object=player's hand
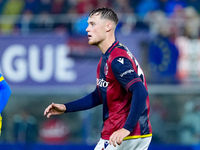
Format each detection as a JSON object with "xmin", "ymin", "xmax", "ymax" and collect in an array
[
  {"xmin": 109, "ymin": 128, "xmax": 130, "ymax": 147},
  {"xmin": 44, "ymin": 103, "xmax": 66, "ymax": 118}
]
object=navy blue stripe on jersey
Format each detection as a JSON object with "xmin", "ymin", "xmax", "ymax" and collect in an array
[
  {"xmin": 100, "ymin": 55, "xmax": 109, "ymax": 122},
  {"xmin": 64, "ymin": 87, "xmax": 102, "ymax": 112},
  {"xmin": 139, "ymin": 106, "xmax": 150, "ymax": 135}
]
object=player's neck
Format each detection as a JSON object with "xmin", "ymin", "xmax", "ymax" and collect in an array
[{"xmin": 98, "ymin": 35, "xmax": 115, "ymax": 54}]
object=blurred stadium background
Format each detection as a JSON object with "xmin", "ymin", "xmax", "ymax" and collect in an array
[{"xmin": 0, "ymin": 0, "xmax": 200, "ymax": 149}]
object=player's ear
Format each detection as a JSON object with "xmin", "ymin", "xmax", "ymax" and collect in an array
[{"xmin": 106, "ymin": 22, "xmax": 112, "ymax": 32}]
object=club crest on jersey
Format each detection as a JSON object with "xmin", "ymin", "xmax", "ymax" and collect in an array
[
  {"xmin": 104, "ymin": 63, "xmax": 108, "ymax": 75},
  {"xmin": 117, "ymin": 58, "xmax": 124, "ymax": 64}
]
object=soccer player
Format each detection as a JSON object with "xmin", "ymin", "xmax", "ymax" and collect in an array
[
  {"xmin": 44, "ymin": 7, "xmax": 152, "ymax": 150},
  {"xmin": 0, "ymin": 73, "xmax": 11, "ymax": 135}
]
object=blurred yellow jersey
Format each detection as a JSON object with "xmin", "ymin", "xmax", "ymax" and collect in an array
[{"xmin": 0, "ymin": 114, "xmax": 2, "ymax": 135}]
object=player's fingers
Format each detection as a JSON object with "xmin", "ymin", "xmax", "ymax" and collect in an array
[
  {"xmin": 44, "ymin": 109, "xmax": 49, "ymax": 116},
  {"xmin": 51, "ymin": 103, "xmax": 61, "ymax": 111},
  {"xmin": 44, "ymin": 108, "xmax": 49, "ymax": 116},
  {"xmin": 109, "ymin": 133, "xmax": 114, "ymax": 145},
  {"xmin": 51, "ymin": 102, "xmax": 55, "ymax": 107},
  {"xmin": 113, "ymin": 141, "xmax": 117, "ymax": 147},
  {"xmin": 44, "ymin": 103, "xmax": 53, "ymax": 116},
  {"xmin": 47, "ymin": 112, "xmax": 52, "ymax": 118},
  {"xmin": 109, "ymin": 136, "xmax": 113, "ymax": 146},
  {"xmin": 116, "ymin": 138, "xmax": 122, "ymax": 145},
  {"xmin": 110, "ymin": 139, "xmax": 116, "ymax": 147},
  {"xmin": 109, "ymin": 134, "xmax": 117, "ymax": 147},
  {"xmin": 114, "ymin": 136, "xmax": 121, "ymax": 146},
  {"xmin": 44, "ymin": 107, "xmax": 50, "ymax": 116}
]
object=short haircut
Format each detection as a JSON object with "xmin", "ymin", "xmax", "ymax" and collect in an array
[{"xmin": 89, "ymin": 7, "xmax": 118, "ymax": 26}]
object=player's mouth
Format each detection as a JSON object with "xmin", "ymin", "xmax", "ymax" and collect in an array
[{"xmin": 88, "ymin": 35, "xmax": 92, "ymax": 39}]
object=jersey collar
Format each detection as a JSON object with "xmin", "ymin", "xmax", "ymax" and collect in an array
[{"xmin": 104, "ymin": 40, "xmax": 119, "ymax": 56}]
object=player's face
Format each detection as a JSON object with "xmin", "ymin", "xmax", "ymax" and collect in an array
[{"xmin": 86, "ymin": 14, "xmax": 107, "ymax": 46}]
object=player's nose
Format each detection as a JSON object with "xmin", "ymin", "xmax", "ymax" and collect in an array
[{"xmin": 86, "ymin": 25, "xmax": 90, "ymax": 32}]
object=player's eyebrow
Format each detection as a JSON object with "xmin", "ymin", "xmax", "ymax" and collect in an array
[{"xmin": 87, "ymin": 20, "xmax": 95, "ymax": 24}]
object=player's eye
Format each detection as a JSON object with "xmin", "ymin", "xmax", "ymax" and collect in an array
[{"xmin": 90, "ymin": 22, "xmax": 95, "ymax": 26}]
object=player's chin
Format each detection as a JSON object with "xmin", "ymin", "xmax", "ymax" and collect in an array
[
  {"xmin": 88, "ymin": 40, "xmax": 94, "ymax": 45},
  {"xmin": 88, "ymin": 40, "xmax": 99, "ymax": 46}
]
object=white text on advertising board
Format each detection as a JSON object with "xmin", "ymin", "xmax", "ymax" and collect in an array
[{"xmin": 1, "ymin": 44, "xmax": 77, "ymax": 83}]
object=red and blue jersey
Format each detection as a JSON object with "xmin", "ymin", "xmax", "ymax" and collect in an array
[
  {"xmin": 96, "ymin": 40, "xmax": 152, "ymax": 140},
  {"xmin": 65, "ymin": 40, "xmax": 152, "ymax": 140}
]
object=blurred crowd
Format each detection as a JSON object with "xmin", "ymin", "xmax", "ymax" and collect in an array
[{"xmin": 0, "ymin": 0, "xmax": 200, "ymax": 37}]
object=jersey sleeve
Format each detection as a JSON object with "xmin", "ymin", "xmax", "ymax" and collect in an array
[
  {"xmin": 64, "ymin": 87, "xmax": 102, "ymax": 112},
  {"xmin": 111, "ymin": 57, "xmax": 148, "ymax": 132},
  {"xmin": 0, "ymin": 75, "xmax": 11, "ymax": 114},
  {"xmin": 111, "ymin": 57, "xmax": 143, "ymax": 92}
]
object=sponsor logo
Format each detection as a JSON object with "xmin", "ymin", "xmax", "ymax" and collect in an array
[
  {"xmin": 96, "ymin": 78, "xmax": 109, "ymax": 87},
  {"xmin": 117, "ymin": 58, "xmax": 124, "ymax": 64},
  {"xmin": 120, "ymin": 69, "xmax": 134, "ymax": 77}
]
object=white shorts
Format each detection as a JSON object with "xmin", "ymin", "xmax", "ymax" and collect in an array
[{"xmin": 94, "ymin": 137, "xmax": 152, "ymax": 150}]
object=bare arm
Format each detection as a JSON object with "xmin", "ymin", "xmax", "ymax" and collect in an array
[{"xmin": 44, "ymin": 103, "xmax": 66, "ymax": 118}]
